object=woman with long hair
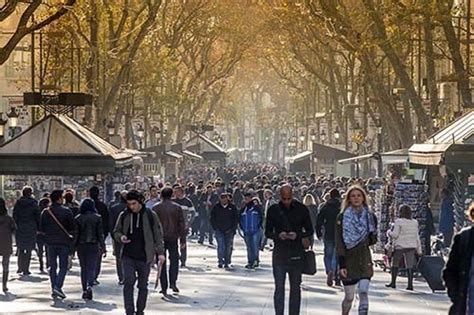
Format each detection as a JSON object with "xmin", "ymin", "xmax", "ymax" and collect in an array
[
  {"xmin": 0, "ymin": 198, "xmax": 16, "ymax": 292},
  {"xmin": 336, "ymin": 186, "xmax": 377, "ymax": 315},
  {"xmin": 303, "ymin": 194, "xmax": 319, "ymax": 245},
  {"xmin": 385, "ymin": 204, "xmax": 422, "ymax": 290}
]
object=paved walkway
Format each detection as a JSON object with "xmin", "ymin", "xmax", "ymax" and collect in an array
[{"xmin": 0, "ymin": 238, "xmax": 450, "ymax": 314}]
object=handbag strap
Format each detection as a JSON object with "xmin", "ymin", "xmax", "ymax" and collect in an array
[{"xmin": 46, "ymin": 208, "xmax": 73, "ymax": 239}]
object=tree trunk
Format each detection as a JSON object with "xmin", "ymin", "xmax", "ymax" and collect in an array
[{"xmin": 423, "ymin": 16, "xmax": 440, "ymax": 116}]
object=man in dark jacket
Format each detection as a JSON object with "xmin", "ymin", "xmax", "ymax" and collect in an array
[
  {"xmin": 316, "ymin": 188, "xmax": 341, "ymax": 287},
  {"xmin": 89, "ymin": 186, "xmax": 109, "ymax": 285},
  {"xmin": 443, "ymin": 203, "xmax": 474, "ymax": 315},
  {"xmin": 110, "ymin": 190, "xmax": 127, "ymax": 284},
  {"xmin": 187, "ymin": 185, "xmax": 200, "ymax": 237},
  {"xmin": 173, "ymin": 185, "xmax": 196, "ymax": 268},
  {"xmin": 153, "ymin": 187, "xmax": 186, "ymax": 295},
  {"xmin": 265, "ymin": 185, "xmax": 314, "ymax": 315},
  {"xmin": 210, "ymin": 193, "xmax": 239, "ymax": 269},
  {"xmin": 198, "ymin": 185, "xmax": 218, "ymax": 245},
  {"xmin": 113, "ymin": 190, "xmax": 165, "ymax": 315},
  {"xmin": 13, "ymin": 186, "xmax": 40, "ymax": 276},
  {"xmin": 39, "ymin": 189, "xmax": 75, "ymax": 300}
]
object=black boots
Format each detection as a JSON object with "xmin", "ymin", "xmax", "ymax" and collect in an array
[
  {"xmin": 385, "ymin": 267, "xmax": 398, "ymax": 288},
  {"xmin": 406, "ymin": 268, "xmax": 414, "ymax": 291},
  {"xmin": 2, "ymin": 271, "xmax": 8, "ymax": 293}
]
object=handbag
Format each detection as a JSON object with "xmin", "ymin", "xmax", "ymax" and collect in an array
[
  {"xmin": 280, "ymin": 208, "xmax": 317, "ymax": 275},
  {"xmin": 45, "ymin": 208, "xmax": 74, "ymax": 239}
]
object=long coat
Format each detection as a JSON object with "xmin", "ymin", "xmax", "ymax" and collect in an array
[
  {"xmin": 13, "ymin": 197, "xmax": 40, "ymax": 250},
  {"xmin": 0, "ymin": 214, "xmax": 16, "ymax": 256}
]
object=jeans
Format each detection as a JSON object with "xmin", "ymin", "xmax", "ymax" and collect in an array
[
  {"xmin": 113, "ymin": 241, "xmax": 123, "ymax": 282},
  {"xmin": 199, "ymin": 216, "xmax": 214, "ymax": 244},
  {"xmin": 215, "ymin": 230, "xmax": 235, "ymax": 266},
  {"xmin": 323, "ymin": 239, "xmax": 337, "ymax": 274},
  {"xmin": 160, "ymin": 239, "xmax": 180, "ymax": 291},
  {"xmin": 122, "ymin": 256, "xmax": 151, "ymax": 315},
  {"xmin": 342, "ymin": 279, "xmax": 370, "ymax": 315},
  {"xmin": 77, "ymin": 243, "xmax": 99, "ymax": 291},
  {"xmin": 244, "ymin": 230, "xmax": 262, "ymax": 265},
  {"xmin": 180, "ymin": 232, "xmax": 188, "ymax": 266},
  {"xmin": 46, "ymin": 245, "xmax": 70, "ymax": 290},
  {"xmin": 273, "ymin": 264, "xmax": 302, "ymax": 315}
]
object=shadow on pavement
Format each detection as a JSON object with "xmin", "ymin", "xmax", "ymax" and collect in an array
[
  {"xmin": 51, "ymin": 298, "xmax": 117, "ymax": 311},
  {"xmin": 0, "ymin": 292, "xmax": 17, "ymax": 301}
]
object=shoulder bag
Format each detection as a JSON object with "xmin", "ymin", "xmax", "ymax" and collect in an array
[{"xmin": 45, "ymin": 208, "xmax": 74, "ymax": 239}]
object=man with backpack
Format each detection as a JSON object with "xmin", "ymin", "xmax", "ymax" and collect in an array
[{"xmin": 113, "ymin": 190, "xmax": 165, "ymax": 315}]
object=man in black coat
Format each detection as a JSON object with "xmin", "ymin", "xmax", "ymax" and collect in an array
[
  {"xmin": 443, "ymin": 203, "xmax": 474, "ymax": 315},
  {"xmin": 39, "ymin": 189, "xmax": 75, "ymax": 299},
  {"xmin": 89, "ymin": 186, "xmax": 109, "ymax": 285},
  {"xmin": 315, "ymin": 188, "xmax": 341, "ymax": 287},
  {"xmin": 13, "ymin": 186, "xmax": 40, "ymax": 276},
  {"xmin": 210, "ymin": 193, "xmax": 238, "ymax": 269}
]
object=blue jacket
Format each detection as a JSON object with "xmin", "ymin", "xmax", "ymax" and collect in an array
[
  {"xmin": 439, "ymin": 196, "xmax": 454, "ymax": 233},
  {"xmin": 239, "ymin": 202, "xmax": 263, "ymax": 235}
]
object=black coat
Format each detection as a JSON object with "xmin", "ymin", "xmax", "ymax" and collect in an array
[
  {"xmin": 443, "ymin": 226, "xmax": 474, "ymax": 315},
  {"xmin": 210, "ymin": 203, "xmax": 239, "ymax": 232},
  {"xmin": 39, "ymin": 202, "xmax": 75, "ymax": 247},
  {"xmin": 315, "ymin": 198, "xmax": 341, "ymax": 241},
  {"xmin": 93, "ymin": 198, "xmax": 109, "ymax": 238},
  {"xmin": 0, "ymin": 215, "xmax": 16, "ymax": 255},
  {"xmin": 13, "ymin": 197, "xmax": 40, "ymax": 250},
  {"xmin": 75, "ymin": 211, "xmax": 105, "ymax": 250}
]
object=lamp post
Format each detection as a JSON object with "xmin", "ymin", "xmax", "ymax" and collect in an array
[
  {"xmin": 137, "ymin": 124, "xmax": 145, "ymax": 150},
  {"xmin": 0, "ymin": 114, "xmax": 7, "ymax": 143},
  {"xmin": 107, "ymin": 120, "xmax": 115, "ymax": 138},
  {"xmin": 152, "ymin": 126, "xmax": 160, "ymax": 145},
  {"xmin": 7, "ymin": 108, "xmax": 18, "ymax": 138},
  {"xmin": 299, "ymin": 131, "xmax": 305, "ymax": 150},
  {"xmin": 320, "ymin": 129, "xmax": 327, "ymax": 145},
  {"xmin": 376, "ymin": 118, "xmax": 383, "ymax": 177},
  {"xmin": 334, "ymin": 126, "xmax": 340, "ymax": 144},
  {"xmin": 352, "ymin": 121, "xmax": 362, "ymax": 178}
]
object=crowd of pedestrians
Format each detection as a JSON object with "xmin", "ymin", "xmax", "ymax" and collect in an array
[{"xmin": 0, "ymin": 162, "xmax": 471, "ymax": 314}]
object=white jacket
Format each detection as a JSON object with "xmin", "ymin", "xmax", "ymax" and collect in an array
[{"xmin": 388, "ymin": 218, "xmax": 422, "ymax": 254}]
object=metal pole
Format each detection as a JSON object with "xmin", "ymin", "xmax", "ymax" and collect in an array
[
  {"xmin": 467, "ymin": 0, "xmax": 471, "ymax": 76},
  {"xmin": 31, "ymin": 31, "xmax": 36, "ymax": 125}
]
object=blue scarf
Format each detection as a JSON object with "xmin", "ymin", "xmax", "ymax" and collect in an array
[{"xmin": 342, "ymin": 206, "xmax": 375, "ymax": 250}]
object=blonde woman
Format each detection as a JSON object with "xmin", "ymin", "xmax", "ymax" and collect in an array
[{"xmin": 336, "ymin": 186, "xmax": 377, "ymax": 315}]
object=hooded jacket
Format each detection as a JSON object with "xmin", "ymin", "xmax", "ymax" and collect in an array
[{"xmin": 74, "ymin": 199, "xmax": 106, "ymax": 250}]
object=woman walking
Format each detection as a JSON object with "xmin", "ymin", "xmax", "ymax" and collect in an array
[
  {"xmin": 0, "ymin": 198, "xmax": 16, "ymax": 292},
  {"xmin": 303, "ymin": 194, "xmax": 319, "ymax": 245},
  {"xmin": 74, "ymin": 199, "xmax": 105, "ymax": 300},
  {"xmin": 36, "ymin": 198, "xmax": 50, "ymax": 273},
  {"xmin": 336, "ymin": 186, "xmax": 377, "ymax": 315},
  {"xmin": 385, "ymin": 204, "xmax": 422, "ymax": 290}
]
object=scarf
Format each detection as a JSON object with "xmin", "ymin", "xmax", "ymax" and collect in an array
[{"xmin": 342, "ymin": 206, "xmax": 375, "ymax": 250}]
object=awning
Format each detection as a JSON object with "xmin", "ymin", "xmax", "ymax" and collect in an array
[
  {"xmin": 285, "ymin": 151, "xmax": 313, "ymax": 163},
  {"xmin": 181, "ymin": 150, "xmax": 203, "ymax": 160},
  {"xmin": 165, "ymin": 151, "xmax": 183, "ymax": 159},
  {"xmin": 381, "ymin": 148, "xmax": 409, "ymax": 165},
  {"xmin": 408, "ymin": 143, "xmax": 452, "ymax": 165},
  {"xmin": 338, "ymin": 153, "xmax": 375, "ymax": 165}
]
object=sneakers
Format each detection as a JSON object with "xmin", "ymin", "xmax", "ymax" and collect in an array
[{"xmin": 52, "ymin": 288, "xmax": 66, "ymax": 299}]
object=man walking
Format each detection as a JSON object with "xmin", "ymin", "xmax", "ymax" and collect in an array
[
  {"xmin": 13, "ymin": 186, "xmax": 40, "ymax": 276},
  {"xmin": 198, "ymin": 185, "xmax": 218, "ymax": 245},
  {"xmin": 316, "ymin": 188, "xmax": 341, "ymax": 287},
  {"xmin": 90, "ymin": 186, "xmax": 109, "ymax": 285},
  {"xmin": 240, "ymin": 192, "xmax": 264, "ymax": 269},
  {"xmin": 265, "ymin": 185, "xmax": 314, "ymax": 315},
  {"xmin": 39, "ymin": 190, "xmax": 75, "ymax": 299},
  {"xmin": 153, "ymin": 187, "xmax": 186, "ymax": 295},
  {"xmin": 145, "ymin": 185, "xmax": 160, "ymax": 210},
  {"xmin": 113, "ymin": 190, "xmax": 165, "ymax": 315},
  {"xmin": 172, "ymin": 185, "xmax": 196, "ymax": 268},
  {"xmin": 110, "ymin": 190, "xmax": 127, "ymax": 285},
  {"xmin": 210, "ymin": 193, "xmax": 239, "ymax": 269}
]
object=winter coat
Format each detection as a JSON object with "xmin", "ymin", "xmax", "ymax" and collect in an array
[
  {"xmin": 335, "ymin": 210, "xmax": 377, "ymax": 285},
  {"xmin": 443, "ymin": 226, "xmax": 474, "ymax": 315},
  {"xmin": 13, "ymin": 196, "xmax": 40, "ymax": 250},
  {"xmin": 113, "ymin": 206, "xmax": 165, "ymax": 264},
  {"xmin": 439, "ymin": 196, "xmax": 455, "ymax": 234},
  {"xmin": 39, "ymin": 202, "xmax": 76, "ymax": 247},
  {"xmin": 388, "ymin": 218, "xmax": 422, "ymax": 253},
  {"xmin": 315, "ymin": 198, "xmax": 341, "ymax": 241},
  {"xmin": 0, "ymin": 214, "xmax": 16, "ymax": 256},
  {"xmin": 210, "ymin": 203, "xmax": 239, "ymax": 232},
  {"xmin": 92, "ymin": 198, "xmax": 109, "ymax": 238},
  {"xmin": 75, "ymin": 211, "xmax": 106, "ymax": 250},
  {"xmin": 240, "ymin": 201, "xmax": 263, "ymax": 235}
]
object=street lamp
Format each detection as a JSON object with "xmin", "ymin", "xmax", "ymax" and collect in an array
[
  {"xmin": 334, "ymin": 126, "xmax": 340, "ymax": 144},
  {"xmin": 107, "ymin": 120, "xmax": 115, "ymax": 137},
  {"xmin": 310, "ymin": 129, "xmax": 316, "ymax": 142},
  {"xmin": 7, "ymin": 108, "xmax": 18, "ymax": 128},
  {"xmin": 299, "ymin": 131, "xmax": 305, "ymax": 142},
  {"xmin": 320, "ymin": 129, "xmax": 327, "ymax": 144},
  {"xmin": 137, "ymin": 124, "xmax": 144, "ymax": 149}
]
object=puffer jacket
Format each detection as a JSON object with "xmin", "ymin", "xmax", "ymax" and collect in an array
[
  {"xmin": 239, "ymin": 201, "xmax": 263, "ymax": 235},
  {"xmin": 389, "ymin": 218, "xmax": 422, "ymax": 253}
]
